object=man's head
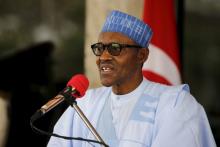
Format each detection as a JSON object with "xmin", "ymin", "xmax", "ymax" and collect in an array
[
  {"xmin": 101, "ymin": 10, "xmax": 152, "ymax": 48},
  {"xmin": 91, "ymin": 10, "xmax": 153, "ymax": 94}
]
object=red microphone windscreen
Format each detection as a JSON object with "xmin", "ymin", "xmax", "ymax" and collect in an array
[{"xmin": 66, "ymin": 74, "xmax": 89, "ymax": 98}]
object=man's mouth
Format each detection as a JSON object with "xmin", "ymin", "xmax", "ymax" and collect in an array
[
  {"xmin": 100, "ymin": 64, "xmax": 114, "ymax": 74},
  {"xmin": 102, "ymin": 67, "xmax": 111, "ymax": 72}
]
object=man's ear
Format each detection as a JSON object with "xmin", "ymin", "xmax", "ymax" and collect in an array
[{"xmin": 138, "ymin": 48, "xmax": 149, "ymax": 64}]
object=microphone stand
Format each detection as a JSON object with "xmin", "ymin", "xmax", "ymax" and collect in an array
[
  {"xmin": 72, "ymin": 102, "xmax": 106, "ymax": 146},
  {"xmin": 64, "ymin": 91, "xmax": 107, "ymax": 147}
]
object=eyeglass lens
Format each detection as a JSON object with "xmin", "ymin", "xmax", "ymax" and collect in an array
[{"xmin": 91, "ymin": 43, "xmax": 121, "ymax": 56}]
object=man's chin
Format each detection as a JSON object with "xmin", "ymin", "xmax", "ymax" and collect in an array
[
  {"xmin": 100, "ymin": 79, "xmax": 113, "ymax": 87},
  {"xmin": 101, "ymin": 82, "xmax": 112, "ymax": 87}
]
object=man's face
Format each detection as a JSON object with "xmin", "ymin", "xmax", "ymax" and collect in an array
[{"xmin": 95, "ymin": 32, "xmax": 146, "ymax": 93}]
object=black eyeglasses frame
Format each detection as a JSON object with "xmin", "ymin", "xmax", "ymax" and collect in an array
[{"xmin": 91, "ymin": 42, "xmax": 142, "ymax": 56}]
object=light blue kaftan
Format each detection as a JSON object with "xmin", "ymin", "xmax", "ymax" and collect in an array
[{"xmin": 47, "ymin": 78, "xmax": 216, "ymax": 147}]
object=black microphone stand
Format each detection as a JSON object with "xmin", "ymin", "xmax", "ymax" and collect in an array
[{"xmin": 63, "ymin": 90, "xmax": 108, "ymax": 147}]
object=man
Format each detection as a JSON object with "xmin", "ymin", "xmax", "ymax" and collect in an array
[{"xmin": 47, "ymin": 10, "xmax": 216, "ymax": 147}]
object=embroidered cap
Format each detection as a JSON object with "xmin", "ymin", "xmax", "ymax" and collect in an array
[{"xmin": 101, "ymin": 10, "xmax": 153, "ymax": 48}]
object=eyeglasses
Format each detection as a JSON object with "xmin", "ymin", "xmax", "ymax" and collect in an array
[{"xmin": 91, "ymin": 42, "xmax": 142, "ymax": 56}]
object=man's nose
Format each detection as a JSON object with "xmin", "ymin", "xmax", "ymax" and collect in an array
[{"xmin": 100, "ymin": 49, "xmax": 112, "ymax": 60}]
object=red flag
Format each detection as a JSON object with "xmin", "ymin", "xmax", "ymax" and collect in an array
[{"xmin": 142, "ymin": 0, "xmax": 181, "ymax": 85}]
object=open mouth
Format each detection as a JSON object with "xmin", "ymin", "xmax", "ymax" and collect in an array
[
  {"xmin": 102, "ymin": 67, "xmax": 111, "ymax": 72},
  {"xmin": 100, "ymin": 64, "xmax": 114, "ymax": 74}
]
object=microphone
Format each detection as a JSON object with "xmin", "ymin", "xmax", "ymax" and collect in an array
[
  {"xmin": 31, "ymin": 74, "xmax": 89, "ymax": 122},
  {"xmin": 30, "ymin": 74, "xmax": 108, "ymax": 146}
]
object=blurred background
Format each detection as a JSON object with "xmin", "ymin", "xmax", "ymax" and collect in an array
[{"xmin": 0, "ymin": 0, "xmax": 219, "ymax": 147}]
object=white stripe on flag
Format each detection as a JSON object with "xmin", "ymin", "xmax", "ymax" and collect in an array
[{"xmin": 143, "ymin": 44, "xmax": 181, "ymax": 85}]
